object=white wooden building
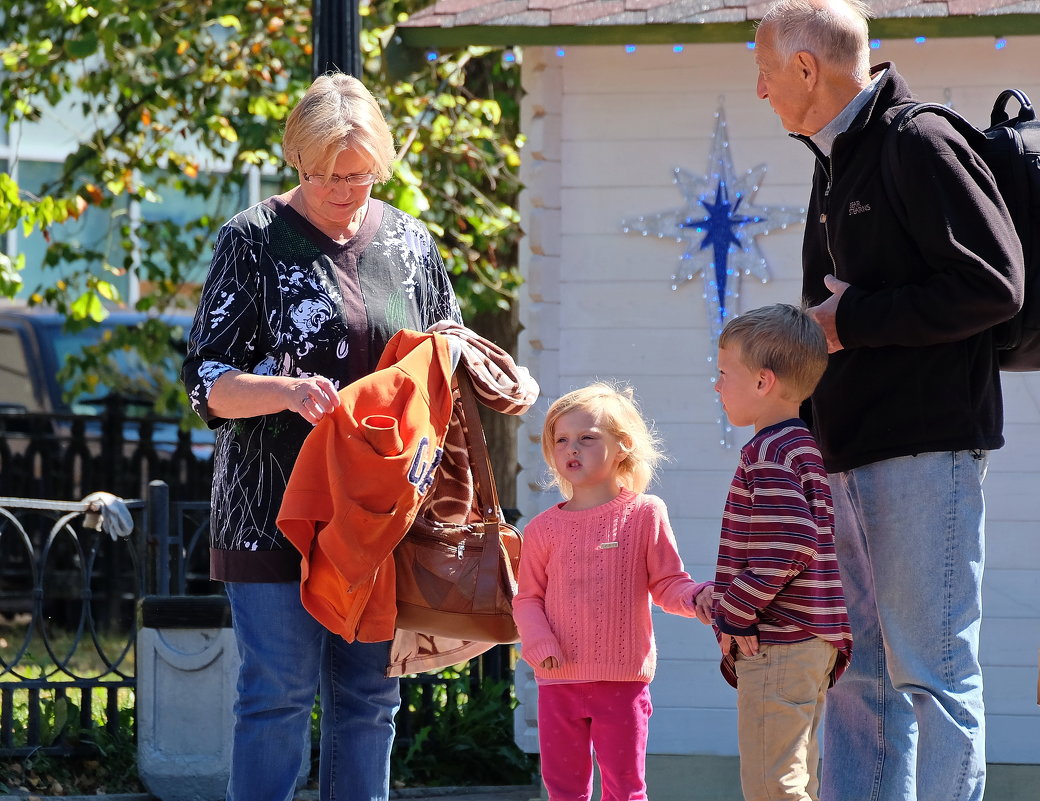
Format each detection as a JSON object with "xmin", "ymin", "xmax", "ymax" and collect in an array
[{"xmin": 402, "ymin": 2, "xmax": 1040, "ymax": 797}]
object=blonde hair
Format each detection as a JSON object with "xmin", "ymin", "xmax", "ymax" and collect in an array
[
  {"xmin": 719, "ymin": 303, "xmax": 828, "ymax": 402},
  {"xmin": 759, "ymin": 0, "xmax": 872, "ymax": 84},
  {"xmin": 540, "ymin": 382, "xmax": 664, "ymax": 500},
  {"xmin": 282, "ymin": 72, "xmax": 396, "ymax": 183}
]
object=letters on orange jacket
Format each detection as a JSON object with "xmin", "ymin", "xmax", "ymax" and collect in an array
[{"xmin": 277, "ymin": 329, "xmax": 455, "ymax": 643}]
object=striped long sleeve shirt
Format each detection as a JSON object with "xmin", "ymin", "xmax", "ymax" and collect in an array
[{"xmin": 713, "ymin": 420, "xmax": 852, "ymax": 687}]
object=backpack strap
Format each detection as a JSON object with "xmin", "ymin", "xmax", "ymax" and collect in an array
[{"xmin": 880, "ymin": 102, "xmax": 986, "ymax": 231}]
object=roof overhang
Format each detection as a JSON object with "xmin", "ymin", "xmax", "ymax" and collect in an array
[{"xmin": 398, "ymin": 12, "xmax": 1040, "ymax": 49}]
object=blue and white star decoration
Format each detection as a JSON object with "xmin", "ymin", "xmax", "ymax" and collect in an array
[{"xmin": 621, "ymin": 105, "xmax": 806, "ymax": 445}]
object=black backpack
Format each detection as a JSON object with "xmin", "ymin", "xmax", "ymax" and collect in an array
[{"xmin": 882, "ymin": 90, "xmax": 1040, "ymax": 371}]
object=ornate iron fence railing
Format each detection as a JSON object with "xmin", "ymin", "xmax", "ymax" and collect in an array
[
  {"xmin": 0, "ymin": 483, "xmax": 514, "ymax": 760},
  {"xmin": 0, "ymin": 495, "xmax": 145, "ymax": 757}
]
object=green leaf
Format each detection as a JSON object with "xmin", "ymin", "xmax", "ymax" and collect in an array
[
  {"xmin": 67, "ymin": 4, "xmax": 99, "ymax": 24},
  {"xmin": 212, "ymin": 14, "xmax": 242, "ymax": 30},
  {"xmin": 65, "ymin": 34, "xmax": 100, "ymax": 59},
  {"xmin": 70, "ymin": 291, "xmax": 108, "ymax": 322},
  {"xmin": 395, "ymin": 183, "xmax": 429, "ymax": 216},
  {"xmin": 0, "ymin": 252, "xmax": 26, "ymax": 298},
  {"xmin": 95, "ymin": 280, "xmax": 120, "ymax": 302}
]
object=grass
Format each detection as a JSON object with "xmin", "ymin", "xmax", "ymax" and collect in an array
[
  {"xmin": 1, "ymin": 612, "xmax": 136, "ymax": 681},
  {"xmin": 1, "ymin": 614, "xmax": 143, "ymax": 794}
]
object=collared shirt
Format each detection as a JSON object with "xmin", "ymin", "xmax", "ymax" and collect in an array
[{"xmin": 810, "ymin": 70, "xmax": 885, "ymax": 157}]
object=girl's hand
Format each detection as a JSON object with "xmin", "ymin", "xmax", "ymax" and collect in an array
[
  {"xmin": 540, "ymin": 656, "xmax": 559, "ymax": 669},
  {"xmin": 693, "ymin": 584, "xmax": 714, "ymax": 624}
]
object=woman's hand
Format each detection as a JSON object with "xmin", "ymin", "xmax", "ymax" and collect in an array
[
  {"xmin": 286, "ymin": 376, "xmax": 340, "ymax": 423},
  {"xmin": 208, "ymin": 370, "xmax": 341, "ymax": 422}
]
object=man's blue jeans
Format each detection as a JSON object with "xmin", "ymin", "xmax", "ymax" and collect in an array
[
  {"xmin": 821, "ymin": 450, "xmax": 987, "ymax": 801},
  {"xmin": 225, "ymin": 581, "xmax": 401, "ymax": 801}
]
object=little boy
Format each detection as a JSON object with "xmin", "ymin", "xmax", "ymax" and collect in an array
[{"xmin": 711, "ymin": 303, "xmax": 852, "ymax": 801}]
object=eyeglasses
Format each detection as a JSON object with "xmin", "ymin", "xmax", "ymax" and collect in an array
[{"xmin": 302, "ymin": 172, "xmax": 378, "ymax": 187}]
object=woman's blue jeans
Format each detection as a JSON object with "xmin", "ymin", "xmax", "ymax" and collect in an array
[
  {"xmin": 225, "ymin": 581, "xmax": 401, "ymax": 801},
  {"xmin": 821, "ymin": 450, "xmax": 987, "ymax": 801}
]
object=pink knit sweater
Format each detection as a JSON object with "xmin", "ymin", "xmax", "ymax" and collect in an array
[{"xmin": 513, "ymin": 489, "xmax": 709, "ymax": 683}]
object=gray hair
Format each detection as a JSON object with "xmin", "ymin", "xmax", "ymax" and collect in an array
[
  {"xmin": 759, "ymin": 0, "xmax": 872, "ymax": 83},
  {"xmin": 283, "ymin": 72, "xmax": 396, "ymax": 182}
]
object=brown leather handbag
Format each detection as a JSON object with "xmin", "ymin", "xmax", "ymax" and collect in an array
[{"xmin": 393, "ymin": 370, "xmax": 522, "ymax": 644}]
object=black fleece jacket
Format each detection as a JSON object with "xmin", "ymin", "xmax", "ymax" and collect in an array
[{"xmin": 795, "ymin": 64, "xmax": 1023, "ymax": 474}]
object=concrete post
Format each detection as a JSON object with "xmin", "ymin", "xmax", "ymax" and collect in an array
[{"xmin": 136, "ymin": 595, "xmax": 239, "ymax": 801}]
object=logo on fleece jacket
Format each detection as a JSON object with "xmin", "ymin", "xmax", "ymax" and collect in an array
[{"xmin": 408, "ymin": 436, "xmax": 444, "ymax": 495}]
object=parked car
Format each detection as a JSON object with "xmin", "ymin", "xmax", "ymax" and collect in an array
[
  {"xmin": 0, "ymin": 304, "xmax": 214, "ymax": 500},
  {"xmin": 0, "ymin": 305, "xmax": 189, "ymax": 412}
]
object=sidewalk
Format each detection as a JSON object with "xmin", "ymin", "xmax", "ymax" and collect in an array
[
  {"xmin": 0, "ymin": 789, "xmax": 541, "ymax": 801},
  {"xmin": 300, "ymin": 787, "xmax": 540, "ymax": 801}
]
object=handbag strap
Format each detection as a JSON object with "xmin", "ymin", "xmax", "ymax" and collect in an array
[
  {"xmin": 455, "ymin": 368, "xmax": 507, "ymax": 614},
  {"xmin": 455, "ymin": 369, "xmax": 503, "ymax": 522}
]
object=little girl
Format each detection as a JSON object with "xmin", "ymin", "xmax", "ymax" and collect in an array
[{"xmin": 514, "ymin": 382, "xmax": 713, "ymax": 801}]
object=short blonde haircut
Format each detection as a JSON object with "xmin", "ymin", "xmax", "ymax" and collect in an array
[
  {"xmin": 719, "ymin": 303, "xmax": 828, "ymax": 402},
  {"xmin": 282, "ymin": 72, "xmax": 396, "ymax": 183},
  {"xmin": 540, "ymin": 382, "xmax": 664, "ymax": 500},
  {"xmin": 759, "ymin": 0, "xmax": 872, "ymax": 84}
]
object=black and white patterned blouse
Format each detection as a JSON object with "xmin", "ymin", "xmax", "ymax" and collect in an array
[{"xmin": 183, "ymin": 196, "xmax": 462, "ymax": 582}]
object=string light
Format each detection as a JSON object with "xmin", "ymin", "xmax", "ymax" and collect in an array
[{"xmin": 569, "ymin": 34, "xmax": 1015, "ymax": 58}]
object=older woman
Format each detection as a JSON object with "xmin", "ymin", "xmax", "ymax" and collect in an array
[{"xmin": 182, "ymin": 73, "xmax": 461, "ymax": 801}]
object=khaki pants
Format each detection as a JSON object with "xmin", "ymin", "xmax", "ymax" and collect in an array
[{"xmin": 735, "ymin": 638, "xmax": 837, "ymax": 801}]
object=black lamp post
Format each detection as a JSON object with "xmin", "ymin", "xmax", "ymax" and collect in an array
[{"xmin": 311, "ymin": 0, "xmax": 361, "ymax": 79}]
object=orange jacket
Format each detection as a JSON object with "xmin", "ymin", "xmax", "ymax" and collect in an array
[{"xmin": 278, "ymin": 329, "xmax": 454, "ymax": 642}]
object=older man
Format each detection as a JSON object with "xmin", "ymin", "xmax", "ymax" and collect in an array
[{"xmin": 752, "ymin": 2, "xmax": 1023, "ymax": 800}]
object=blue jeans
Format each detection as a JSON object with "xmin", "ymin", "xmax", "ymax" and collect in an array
[
  {"xmin": 821, "ymin": 450, "xmax": 987, "ymax": 801},
  {"xmin": 225, "ymin": 582, "xmax": 401, "ymax": 801}
]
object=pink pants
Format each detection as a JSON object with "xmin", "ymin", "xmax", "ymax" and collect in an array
[{"xmin": 537, "ymin": 681, "xmax": 652, "ymax": 801}]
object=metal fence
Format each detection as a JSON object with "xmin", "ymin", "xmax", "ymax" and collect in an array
[
  {"xmin": 0, "ymin": 494, "xmax": 144, "ymax": 757},
  {"xmin": 1, "ymin": 448, "xmax": 514, "ymax": 760}
]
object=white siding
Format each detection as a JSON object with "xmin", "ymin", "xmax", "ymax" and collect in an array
[{"xmin": 515, "ymin": 36, "xmax": 1040, "ymax": 764}]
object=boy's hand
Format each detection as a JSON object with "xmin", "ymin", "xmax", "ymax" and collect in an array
[
  {"xmin": 540, "ymin": 656, "xmax": 559, "ymax": 669},
  {"xmin": 693, "ymin": 584, "xmax": 714, "ymax": 624},
  {"xmin": 720, "ymin": 633, "xmax": 759, "ymax": 658}
]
